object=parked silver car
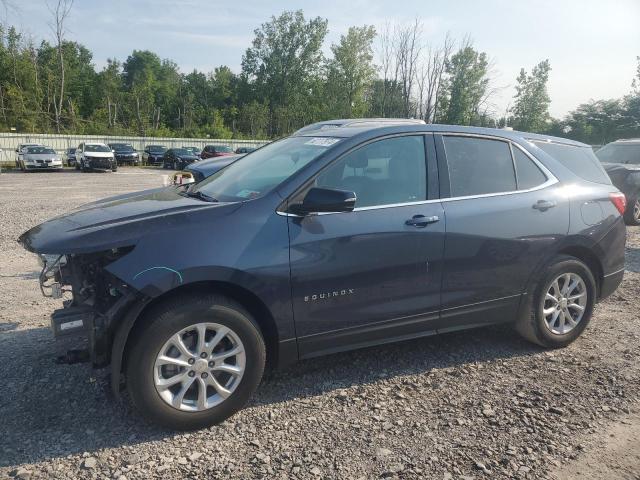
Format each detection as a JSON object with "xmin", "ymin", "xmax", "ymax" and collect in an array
[
  {"xmin": 14, "ymin": 143, "xmax": 42, "ymax": 168},
  {"xmin": 18, "ymin": 146, "xmax": 63, "ymax": 171}
]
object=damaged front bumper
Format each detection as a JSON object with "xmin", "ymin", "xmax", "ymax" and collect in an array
[{"xmin": 38, "ymin": 249, "xmax": 145, "ymax": 367}]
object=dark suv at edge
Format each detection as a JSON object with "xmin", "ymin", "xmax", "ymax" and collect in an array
[
  {"xmin": 596, "ymin": 139, "xmax": 640, "ymax": 225},
  {"xmin": 19, "ymin": 121, "xmax": 626, "ymax": 430}
]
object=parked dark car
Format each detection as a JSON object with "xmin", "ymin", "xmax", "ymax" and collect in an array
[
  {"xmin": 183, "ymin": 154, "xmax": 241, "ymax": 182},
  {"xmin": 235, "ymin": 146, "xmax": 257, "ymax": 154},
  {"xmin": 162, "ymin": 148, "xmax": 199, "ymax": 170},
  {"xmin": 596, "ymin": 139, "xmax": 640, "ymax": 225},
  {"xmin": 201, "ymin": 144, "xmax": 234, "ymax": 159},
  {"xmin": 109, "ymin": 143, "xmax": 140, "ymax": 166},
  {"xmin": 143, "ymin": 145, "xmax": 168, "ymax": 166},
  {"xmin": 66, "ymin": 147, "xmax": 77, "ymax": 167},
  {"xmin": 182, "ymin": 146, "xmax": 202, "ymax": 158},
  {"xmin": 19, "ymin": 121, "xmax": 626, "ymax": 430}
]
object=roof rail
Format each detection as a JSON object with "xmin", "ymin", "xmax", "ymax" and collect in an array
[{"xmin": 293, "ymin": 118, "xmax": 425, "ymax": 135}]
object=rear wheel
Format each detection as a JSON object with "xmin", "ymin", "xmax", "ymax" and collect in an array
[
  {"xmin": 516, "ymin": 256, "xmax": 596, "ymax": 348},
  {"xmin": 624, "ymin": 196, "xmax": 640, "ymax": 226},
  {"xmin": 126, "ymin": 294, "xmax": 266, "ymax": 430}
]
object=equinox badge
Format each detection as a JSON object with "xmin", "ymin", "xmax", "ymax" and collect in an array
[{"xmin": 304, "ymin": 289, "xmax": 355, "ymax": 302}]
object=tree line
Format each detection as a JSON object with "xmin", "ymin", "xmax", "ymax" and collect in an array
[{"xmin": 0, "ymin": 7, "xmax": 638, "ymax": 145}]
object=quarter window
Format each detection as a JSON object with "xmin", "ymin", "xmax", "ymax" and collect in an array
[
  {"xmin": 315, "ymin": 136, "xmax": 427, "ymax": 208},
  {"xmin": 513, "ymin": 147, "xmax": 547, "ymax": 189},
  {"xmin": 443, "ymin": 136, "xmax": 516, "ymax": 196}
]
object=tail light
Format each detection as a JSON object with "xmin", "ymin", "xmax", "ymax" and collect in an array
[{"xmin": 609, "ymin": 192, "xmax": 627, "ymax": 215}]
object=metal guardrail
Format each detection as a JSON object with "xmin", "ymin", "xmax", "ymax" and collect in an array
[{"xmin": 0, "ymin": 133, "xmax": 270, "ymax": 168}]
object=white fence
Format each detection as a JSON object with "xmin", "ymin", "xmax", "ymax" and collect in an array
[{"xmin": 0, "ymin": 133, "xmax": 269, "ymax": 167}]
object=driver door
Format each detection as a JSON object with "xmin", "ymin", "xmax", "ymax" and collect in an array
[{"xmin": 287, "ymin": 134, "xmax": 445, "ymax": 358}]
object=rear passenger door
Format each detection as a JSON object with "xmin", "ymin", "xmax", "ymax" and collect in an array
[{"xmin": 436, "ymin": 134, "xmax": 569, "ymax": 330}]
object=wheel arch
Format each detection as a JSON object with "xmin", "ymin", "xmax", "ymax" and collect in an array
[
  {"xmin": 556, "ymin": 245, "xmax": 603, "ymax": 296},
  {"xmin": 111, "ymin": 280, "xmax": 284, "ymax": 396}
]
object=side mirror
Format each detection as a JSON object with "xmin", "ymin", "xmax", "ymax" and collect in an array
[{"xmin": 290, "ymin": 187, "xmax": 356, "ymax": 215}]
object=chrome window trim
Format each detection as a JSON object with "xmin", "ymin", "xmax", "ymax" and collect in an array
[{"xmin": 276, "ymin": 133, "xmax": 560, "ymax": 217}]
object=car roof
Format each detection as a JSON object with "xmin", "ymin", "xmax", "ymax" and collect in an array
[{"xmin": 292, "ymin": 120, "xmax": 588, "ymax": 147}]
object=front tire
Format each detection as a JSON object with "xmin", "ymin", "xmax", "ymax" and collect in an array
[
  {"xmin": 516, "ymin": 255, "xmax": 596, "ymax": 348},
  {"xmin": 624, "ymin": 196, "xmax": 640, "ymax": 226},
  {"xmin": 126, "ymin": 294, "xmax": 266, "ymax": 430}
]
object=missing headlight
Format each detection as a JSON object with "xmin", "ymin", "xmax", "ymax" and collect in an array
[{"xmin": 39, "ymin": 254, "xmax": 67, "ymax": 298}]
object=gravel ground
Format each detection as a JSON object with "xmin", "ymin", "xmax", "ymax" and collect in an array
[{"xmin": 1, "ymin": 168, "xmax": 639, "ymax": 480}]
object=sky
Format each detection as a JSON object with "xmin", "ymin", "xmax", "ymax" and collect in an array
[{"xmin": 3, "ymin": 0, "xmax": 639, "ymax": 118}]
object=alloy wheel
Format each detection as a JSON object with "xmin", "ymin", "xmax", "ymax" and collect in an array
[
  {"xmin": 542, "ymin": 273, "xmax": 588, "ymax": 335},
  {"xmin": 153, "ymin": 322, "xmax": 246, "ymax": 412},
  {"xmin": 634, "ymin": 199, "xmax": 640, "ymax": 222}
]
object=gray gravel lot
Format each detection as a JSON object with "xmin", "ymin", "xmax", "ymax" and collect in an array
[{"xmin": 1, "ymin": 169, "xmax": 639, "ymax": 480}]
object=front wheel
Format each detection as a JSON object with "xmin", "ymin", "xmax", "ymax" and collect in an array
[
  {"xmin": 624, "ymin": 197, "xmax": 640, "ymax": 226},
  {"xmin": 126, "ymin": 294, "xmax": 266, "ymax": 430},
  {"xmin": 516, "ymin": 256, "xmax": 596, "ymax": 348}
]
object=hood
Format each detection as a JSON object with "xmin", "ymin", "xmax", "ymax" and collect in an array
[
  {"xmin": 186, "ymin": 155, "xmax": 240, "ymax": 177},
  {"xmin": 24, "ymin": 153, "xmax": 60, "ymax": 160},
  {"xmin": 18, "ymin": 186, "xmax": 242, "ymax": 255},
  {"xmin": 84, "ymin": 151, "xmax": 113, "ymax": 158}
]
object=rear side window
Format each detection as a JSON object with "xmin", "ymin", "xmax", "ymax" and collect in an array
[
  {"xmin": 533, "ymin": 141, "xmax": 611, "ymax": 184},
  {"xmin": 513, "ymin": 147, "xmax": 547, "ymax": 189},
  {"xmin": 443, "ymin": 136, "xmax": 516, "ymax": 196}
]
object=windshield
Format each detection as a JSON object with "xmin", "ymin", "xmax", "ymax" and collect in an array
[
  {"xmin": 533, "ymin": 141, "xmax": 611, "ymax": 184},
  {"xmin": 192, "ymin": 136, "xmax": 341, "ymax": 201},
  {"xmin": 110, "ymin": 144, "xmax": 134, "ymax": 152},
  {"xmin": 148, "ymin": 145, "xmax": 167, "ymax": 153},
  {"xmin": 27, "ymin": 147, "xmax": 55, "ymax": 154},
  {"xmin": 213, "ymin": 146, "xmax": 232, "ymax": 153},
  {"xmin": 85, "ymin": 144, "xmax": 111, "ymax": 153},
  {"xmin": 596, "ymin": 144, "xmax": 640, "ymax": 165},
  {"xmin": 172, "ymin": 148, "xmax": 191, "ymax": 156}
]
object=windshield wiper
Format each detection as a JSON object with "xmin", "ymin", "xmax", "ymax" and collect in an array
[{"xmin": 182, "ymin": 190, "xmax": 218, "ymax": 202}]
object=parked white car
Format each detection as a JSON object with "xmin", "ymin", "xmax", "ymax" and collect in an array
[
  {"xmin": 75, "ymin": 142, "xmax": 117, "ymax": 172},
  {"xmin": 15, "ymin": 143, "xmax": 42, "ymax": 168},
  {"xmin": 18, "ymin": 146, "xmax": 63, "ymax": 171}
]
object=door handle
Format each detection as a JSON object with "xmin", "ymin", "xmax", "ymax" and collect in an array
[
  {"xmin": 405, "ymin": 215, "xmax": 440, "ymax": 227},
  {"xmin": 532, "ymin": 200, "xmax": 557, "ymax": 211}
]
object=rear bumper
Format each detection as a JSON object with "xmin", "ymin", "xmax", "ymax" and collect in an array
[{"xmin": 599, "ymin": 268, "xmax": 624, "ymax": 300}]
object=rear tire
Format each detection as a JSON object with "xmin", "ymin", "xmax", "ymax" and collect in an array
[
  {"xmin": 624, "ymin": 196, "xmax": 640, "ymax": 226},
  {"xmin": 126, "ymin": 293, "xmax": 266, "ymax": 430},
  {"xmin": 516, "ymin": 255, "xmax": 596, "ymax": 348}
]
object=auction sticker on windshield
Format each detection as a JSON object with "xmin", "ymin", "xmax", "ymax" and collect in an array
[{"xmin": 304, "ymin": 138, "xmax": 341, "ymax": 147}]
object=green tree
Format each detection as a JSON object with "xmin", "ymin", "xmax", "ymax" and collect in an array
[
  {"xmin": 242, "ymin": 10, "xmax": 328, "ymax": 135},
  {"xmin": 510, "ymin": 59, "xmax": 551, "ymax": 132},
  {"xmin": 325, "ymin": 25, "xmax": 377, "ymax": 118},
  {"xmin": 436, "ymin": 44, "xmax": 491, "ymax": 126}
]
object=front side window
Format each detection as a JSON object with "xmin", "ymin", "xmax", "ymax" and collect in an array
[
  {"xmin": 444, "ymin": 136, "xmax": 516, "ymax": 197},
  {"xmin": 315, "ymin": 135, "xmax": 427, "ymax": 208},
  {"xmin": 192, "ymin": 136, "xmax": 342, "ymax": 202}
]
